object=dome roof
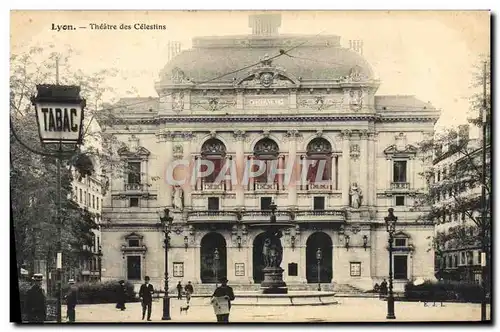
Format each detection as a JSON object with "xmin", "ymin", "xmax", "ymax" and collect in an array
[{"xmin": 158, "ymin": 34, "xmax": 374, "ymax": 85}]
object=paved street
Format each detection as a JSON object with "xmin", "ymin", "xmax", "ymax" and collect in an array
[{"xmin": 71, "ymin": 297, "xmax": 490, "ymax": 323}]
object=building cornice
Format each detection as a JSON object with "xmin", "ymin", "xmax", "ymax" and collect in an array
[{"xmin": 109, "ymin": 114, "xmax": 439, "ymax": 126}]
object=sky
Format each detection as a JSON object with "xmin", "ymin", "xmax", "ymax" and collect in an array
[{"xmin": 10, "ymin": 11, "xmax": 490, "ymax": 132}]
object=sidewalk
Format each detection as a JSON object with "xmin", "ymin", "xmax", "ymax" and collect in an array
[{"xmin": 70, "ymin": 297, "xmax": 490, "ymax": 323}]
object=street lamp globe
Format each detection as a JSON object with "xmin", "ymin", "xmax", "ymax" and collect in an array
[
  {"xmin": 385, "ymin": 208, "xmax": 398, "ymax": 234},
  {"xmin": 316, "ymin": 248, "xmax": 322, "ymax": 261}
]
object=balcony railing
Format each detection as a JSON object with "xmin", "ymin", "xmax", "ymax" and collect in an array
[
  {"xmin": 390, "ymin": 182, "xmax": 410, "ymax": 190},
  {"xmin": 124, "ymin": 183, "xmax": 144, "ymax": 191},
  {"xmin": 186, "ymin": 209, "xmax": 347, "ymax": 223},
  {"xmin": 303, "ymin": 182, "xmax": 333, "ymax": 191},
  {"xmin": 254, "ymin": 181, "xmax": 279, "ymax": 190},
  {"xmin": 203, "ymin": 182, "xmax": 225, "ymax": 191},
  {"xmin": 294, "ymin": 209, "xmax": 346, "ymax": 222},
  {"xmin": 187, "ymin": 210, "xmax": 240, "ymax": 223}
]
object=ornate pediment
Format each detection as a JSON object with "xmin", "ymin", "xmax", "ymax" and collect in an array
[
  {"xmin": 201, "ymin": 138, "xmax": 226, "ymax": 157},
  {"xmin": 124, "ymin": 232, "xmax": 144, "ymax": 240},
  {"xmin": 235, "ymin": 54, "xmax": 300, "ymax": 89},
  {"xmin": 383, "ymin": 144, "xmax": 418, "ymax": 156},
  {"xmin": 117, "ymin": 146, "xmax": 151, "ymax": 158},
  {"xmin": 394, "ymin": 231, "xmax": 410, "ymax": 239},
  {"xmin": 254, "ymin": 138, "xmax": 279, "ymax": 158}
]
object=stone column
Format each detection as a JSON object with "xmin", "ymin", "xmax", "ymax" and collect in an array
[
  {"xmin": 157, "ymin": 131, "xmax": 174, "ymax": 207},
  {"xmin": 193, "ymin": 244, "xmax": 201, "ymax": 283},
  {"xmin": 248, "ymin": 156, "xmax": 255, "ymax": 191},
  {"xmin": 341, "ymin": 130, "xmax": 351, "ymax": 206},
  {"xmin": 387, "ymin": 157, "xmax": 392, "ymax": 189},
  {"xmin": 286, "ymin": 130, "xmax": 300, "ymax": 209},
  {"xmin": 367, "ymin": 132, "xmax": 376, "ymax": 206},
  {"xmin": 359, "ymin": 130, "xmax": 369, "ymax": 205},
  {"xmin": 234, "ymin": 130, "xmax": 246, "ymax": 208},
  {"xmin": 409, "ymin": 157, "xmax": 415, "ymax": 190},
  {"xmin": 225, "ymin": 155, "xmax": 232, "ymax": 192},
  {"xmin": 278, "ymin": 155, "xmax": 285, "ymax": 191},
  {"xmin": 299, "ymin": 244, "xmax": 307, "ymax": 283},
  {"xmin": 372, "ymin": 133, "xmax": 378, "ymax": 206},
  {"xmin": 182, "ymin": 132, "xmax": 193, "ymax": 209}
]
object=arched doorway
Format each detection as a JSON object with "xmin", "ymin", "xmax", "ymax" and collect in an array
[
  {"xmin": 252, "ymin": 232, "xmax": 268, "ymax": 283},
  {"xmin": 306, "ymin": 232, "xmax": 333, "ymax": 283},
  {"xmin": 200, "ymin": 232, "xmax": 227, "ymax": 283}
]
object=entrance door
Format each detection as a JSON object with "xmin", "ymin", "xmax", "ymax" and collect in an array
[
  {"xmin": 252, "ymin": 232, "xmax": 267, "ymax": 283},
  {"xmin": 200, "ymin": 232, "xmax": 227, "ymax": 283},
  {"xmin": 306, "ymin": 232, "xmax": 333, "ymax": 283}
]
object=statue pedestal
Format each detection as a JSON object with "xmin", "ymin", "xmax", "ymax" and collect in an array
[{"xmin": 261, "ymin": 267, "xmax": 288, "ymax": 294}]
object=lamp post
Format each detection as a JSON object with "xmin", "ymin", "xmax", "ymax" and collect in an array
[
  {"xmin": 97, "ymin": 246, "xmax": 102, "ymax": 282},
  {"xmin": 30, "ymin": 84, "xmax": 86, "ymax": 323},
  {"xmin": 214, "ymin": 248, "xmax": 220, "ymax": 287},
  {"xmin": 316, "ymin": 248, "xmax": 322, "ymax": 291},
  {"xmin": 384, "ymin": 208, "xmax": 398, "ymax": 320},
  {"xmin": 159, "ymin": 208, "xmax": 173, "ymax": 321}
]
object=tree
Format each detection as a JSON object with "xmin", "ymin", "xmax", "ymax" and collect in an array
[
  {"xmin": 413, "ymin": 56, "xmax": 491, "ymax": 274},
  {"xmin": 9, "ymin": 44, "xmax": 126, "ymax": 278}
]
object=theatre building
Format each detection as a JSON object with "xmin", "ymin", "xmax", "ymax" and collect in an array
[{"xmin": 100, "ymin": 14, "xmax": 439, "ymax": 292}]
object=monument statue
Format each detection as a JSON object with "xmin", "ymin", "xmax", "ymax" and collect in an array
[
  {"xmin": 262, "ymin": 230, "xmax": 283, "ymax": 268},
  {"xmin": 172, "ymin": 186, "xmax": 184, "ymax": 211},
  {"xmin": 350, "ymin": 182, "xmax": 363, "ymax": 209}
]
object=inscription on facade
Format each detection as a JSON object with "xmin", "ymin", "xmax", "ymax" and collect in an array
[{"xmin": 246, "ymin": 98, "xmax": 286, "ymax": 107}]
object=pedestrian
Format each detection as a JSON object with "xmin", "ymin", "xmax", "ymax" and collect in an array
[
  {"xmin": 116, "ymin": 280, "xmax": 127, "ymax": 311},
  {"xmin": 184, "ymin": 281, "xmax": 194, "ymax": 304},
  {"xmin": 139, "ymin": 276, "xmax": 154, "ymax": 321},
  {"xmin": 211, "ymin": 277, "xmax": 235, "ymax": 323},
  {"xmin": 25, "ymin": 274, "xmax": 46, "ymax": 323},
  {"xmin": 65, "ymin": 279, "xmax": 78, "ymax": 323},
  {"xmin": 176, "ymin": 281, "xmax": 183, "ymax": 300},
  {"xmin": 379, "ymin": 279, "xmax": 388, "ymax": 299}
]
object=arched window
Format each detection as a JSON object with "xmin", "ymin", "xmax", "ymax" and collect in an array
[
  {"xmin": 253, "ymin": 138, "xmax": 280, "ymax": 184},
  {"xmin": 200, "ymin": 139, "xmax": 226, "ymax": 183},
  {"xmin": 305, "ymin": 138, "xmax": 333, "ymax": 189}
]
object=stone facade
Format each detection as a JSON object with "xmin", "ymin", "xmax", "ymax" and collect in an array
[{"xmin": 100, "ymin": 16, "xmax": 439, "ymax": 292}]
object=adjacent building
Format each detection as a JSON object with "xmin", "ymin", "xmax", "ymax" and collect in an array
[
  {"xmin": 100, "ymin": 14, "xmax": 439, "ymax": 292},
  {"xmin": 432, "ymin": 124, "xmax": 491, "ymax": 284},
  {"xmin": 70, "ymin": 157, "xmax": 104, "ymax": 283}
]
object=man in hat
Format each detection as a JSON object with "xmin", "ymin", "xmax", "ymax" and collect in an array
[
  {"xmin": 65, "ymin": 279, "xmax": 78, "ymax": 323},
  {"xmin": 184, "ymin": 281, "xmax": 194, "ymax": 304},
  {"xmin": 25, "ymin": 274, "xmax": 46, "ymax": 323},
  {"xmin": 116, "ymin": 280, "xmax": 127, "ymax": 310},
  {"xmin": 139, "ymin": 276, "xmax": 154, "ymax": 321},
  {"xmin": 211, "ymin": 277, "xmax": 235, "ymax": 323}
]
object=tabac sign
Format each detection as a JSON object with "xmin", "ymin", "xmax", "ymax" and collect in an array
[{"xmin": 31, "ymin": 84, "xmax": 86, "ymax": 145}]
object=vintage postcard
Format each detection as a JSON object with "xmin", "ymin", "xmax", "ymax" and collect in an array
[{"xmin": 10, "ymin": 10, "xmax": 491, "ymax": 323}]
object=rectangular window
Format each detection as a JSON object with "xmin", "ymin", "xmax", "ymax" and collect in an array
[
  {"xmin": 393, "ymin": 160, "xmax": 407, "ymax": 183},
  {"xmin": 101, "ymin": 199, "xmax": 103, "ymax": 209},
  {"xmin": 96, "ymin": 198, "xmax": 99, "ymax": 210},
  {"xmin": 126, "ymin": 256, "xmax": 141, "ymax": 280},
  {"xmin": 306, "ymin": 158, "xmax": 332, "ymax": 183},
  {"xmin": 173, "ymin": 262, "xmax": 184, "ymax": 277},
  {"xmin": 130, "ymin": 197, "xmax": 139, "ymax": 207},
  {"xmin": 395, "ymin": 238, "xmax": 407, "ymax": 247},
  {"xmin": 202, "ymin": 157, "xmax": 223, "ymax": 183},
  {"xmin": 460, "ymin": 252, "xmax": 466, "ymax": 265},
  {"xmin": 394, "ymin": 255, "xmax": 408, "ymax": 280},
  {"xmin": 261, "ymin": 197, "xmax": 272, "ymax": 210},
  {"xmin": 208, "ymin": 197, "xmax": 219, "ymax": 211},
  {"xmin": 128, "ymin": 239, "xmax": 140, "ymax": 247},
  {"xmin": 79, "ymin": 189, "xmax": 82, "ymax": 203},
  {"xmin": 97, "ymin": 236, "xmax": 100, "ymax": 248},
  {"xmin": 92, "ymin": 195, "xmax": 95, "ymax": 209},
  {"xmin": 88, "ymin": 193, "xmax": 91, "ymax": 205},
  {"xmin": 84, "ymin": 191, "xmax": 87, "ymax": 204},
  {"xmin": 395, "ymin": 195, "xmax": 405, "ymax": 206},
  {"xmin": 437, "ymin": 170, "xmax": 441, "ymax": 182},
  {"xmin": 288, "ymin": 263, "xmax": 298, "ymax": 276},
  {"xmin": 334, "ymin": 156, "xmax": 339, "ymax": 190},
  {"xmin": 313, "ymin": 196, "xmax": 325, "ymax": 210},
  {"xmin": 127, "ymin": 162, "xmax": 142, "ymax": 184},
  {"xmin": 350, "ymin": 262, "xmax": 361, "ymax": 277}
]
